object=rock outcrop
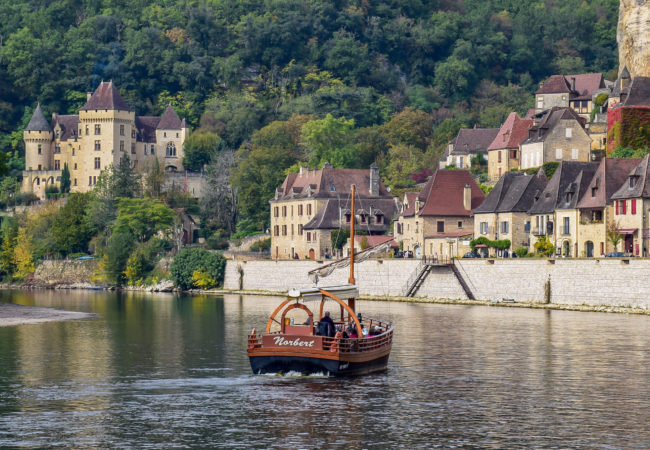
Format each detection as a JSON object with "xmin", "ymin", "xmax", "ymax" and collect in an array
[{"xmin": 618, "ymin": 0, "xmax": 650, "ymax": 77}]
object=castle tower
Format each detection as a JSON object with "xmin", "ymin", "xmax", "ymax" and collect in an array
[
  {"xmin": 78, "ymin": 81, "xmax": 135, "ymax": 188},
  {"xmin": 24, "ymin": 104, "xmax": 53, "ymax": 172},
  {"xmin": 155, "ymin": 104, "xmax": 185, "ymax": 172}
]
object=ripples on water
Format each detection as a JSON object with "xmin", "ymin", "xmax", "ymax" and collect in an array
[{"xmin": 0, "ymin": 290, "xmax": 647, "ymax": 448}]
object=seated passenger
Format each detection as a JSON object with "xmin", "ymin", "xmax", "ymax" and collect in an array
[{"xmin": 318, "ymin": 311, "xmax": 335, "ymax": 337}]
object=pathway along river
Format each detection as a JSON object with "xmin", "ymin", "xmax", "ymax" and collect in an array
[{"xmin": 0, "ymin": 290, "xmax": 648, "ymax": 447}]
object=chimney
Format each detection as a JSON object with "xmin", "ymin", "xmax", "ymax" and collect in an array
[
  {"xmin": 570, "ymin": 77, "xmax": 576, "ymax": 92},
  {"xmin": 86, "ymin": 92, "xmax": 92, "ymax": 101},
  {"xmin": 369, "ymin": 162, "xmax": 379, "ymax": 196},
  {"xmin": 299, "ymin": 166, "xmax": 304, "ymax": 176},
  {"xmin": 323, "ymin": 161, "xmax": 333, "ymax": 169},
  {"xmin": 463, "ymin": 183, "xmax": 472, "ymax": 211},
  {"xmin": 52, "ymin": 113, "xmax": 57, "ymax": 121}
]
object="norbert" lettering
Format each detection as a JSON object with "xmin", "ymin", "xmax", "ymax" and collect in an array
[{"xmin": 273, "ymin": 336, "xmax": 315, "ymax": 347}]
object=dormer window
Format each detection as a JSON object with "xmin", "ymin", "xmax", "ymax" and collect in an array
[
  {"xmin": 591, "ymin": 186, "xmax": 597, "ymax": 197},
  {"xmin": 375, "ymin": 214, "xmax": 383, "ymax": 224},
  {"xmin": 360, "ymin": 214, "xmax": 367, "ymax": 223},
  {"xmin": 629, "ymin": 177, "xmax": 637, "ymax": 189},
  {"xmin": 345, "ymin": 213, "xmax": 351, "ymax": 223},
  {"xmin": 565, "ymin": 192, "xmax": 572, "ymax": 203}
]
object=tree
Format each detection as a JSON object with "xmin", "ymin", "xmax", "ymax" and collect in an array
[
  {"xmin": 112, "ymin": 154, "xmax": 142, "ymax": 199},
  {"xmin": 301, "ymin": 114, "xmax": 357, "ymax": 168},
  {"xmin": 183, "ymin": 130, "xmax": 222, "ymax": 172},
  {"xmin": 99, "ymin": 230, "xmax": 135, "ymax": 286},
  {"xmin": 383, "ymin": 144, "xmax": 424, "ymax": 191},
  {"xmin": 534, "ymin": 235, "xmax": 555, "ymax": 257},
  {"xmin": 114, "ymin": 198, "xmax": 175, "ymax": 243},
  {"xmin": 143, "ymin": 157, "xmax": 165, "ymax": 199},
  {"xmin": 170, "ymin": 248, "xmax": 226, "ymax": 290},
  {"xmin": 60, "ymin": 163, "xmax": 71, "ymax": 194},
  {"xmin": 606, "ymin": 220, "xmax": 623, "ymax": 252},
  {"xmin": 13, "ymin": 227, "xmax": 34, "ymax": 280},
  {"xmin": 201, "ymin": 150, "xmax": 238, "ymax": 235},
  {"xmin": 52, "ymin": 193, "xmax": 93, "ymax": 256}
]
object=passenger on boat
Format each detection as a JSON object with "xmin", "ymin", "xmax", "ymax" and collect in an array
[
  {"xmin": 347, "ymin": 322, "xmax": 358, "ymax": 338},
  {"xmin": 317, "ymin": 311, "xmax": 335, "ymax": 337}
]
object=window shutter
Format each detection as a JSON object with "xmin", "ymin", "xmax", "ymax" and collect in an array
[
  {"xmin": 622, "ymin": 200, "xmax": 627, "ymax": 214},
  {"xmin": 615, "ymin": 200, "xmax": 619, "ymax": 215},
  {"xmin": 632, "ymin": 199, "xmax": 637, "ymax": 215}
]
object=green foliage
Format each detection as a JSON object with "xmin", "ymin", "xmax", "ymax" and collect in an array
[
  {"xmin": 170, "ymin": 248, "xmax": 226, "ymax": 290},
  {"xmin": 191, "ymin": 268, "xmax": 217, "ymax": 289},
  {"xmin": 534, "ymin": 235, "xmax": 555, "ymax": 257},
  {"xmin": 479, "ymin": 184, "xmax": 493, "ymax": 195},
  {"xmin": 470, "ymin": 236, "xmax": 511, "ymax": 251},
  {"xmin": 183, "ymin": 130, "xmax": 222, "ymax": 172},
  {"xmin": 515, "ymin": 246, "xmax": 529, "ymax": 257},
  {"xmin": 100, "ymin": 230, "xmax": 135, "ymax": 286},
  {"xmin": 331, "ymin": 228, "xmax": 350, "ymax": 250},
  {"xmin": 249, "ymin": 238, "xmax": 271, "ymax": 252},
  {"xmin": 60, "ymin": 163, "xmax": 71, "ymax": 194},
  {"xmin": 302, "ymin": 114, "xmax": 357, "ymax": 168},
  {"xmin": 609, "ymin": 109, "xmax": 650, "ymax": 153},
  {"xmin": 52, "ymin": 193, "xmax": 93, "ymax": 256},
  {"xmin": 610, "ymin": 146, "xmax": 650, "ymax": 159},
  {"xmin": 360, "ymin": 236, "xmax": 369, "ymax": 250},
  {"xmin": 114, "ymin": 198, "xmax": 175, "ymax": 243}
]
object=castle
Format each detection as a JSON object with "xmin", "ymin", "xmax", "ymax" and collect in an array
[{"xmin": 22, "ymin": 81, "xmax": 189, "ymax": 199}]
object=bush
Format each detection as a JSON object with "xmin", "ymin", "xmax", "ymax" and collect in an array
[
  {"xmin": 170, "ymin": 248, "xmax": 226, "ymax": 290},
  {"xmin": 206, "ymin": 230, "xmax": 229, "ymax": 250},
  {"xmin": 515, "ymin": 246, "xmax": 529, "ymax": 257},
  {"xmin": 250, "ymin": 237, "xmax": 271, "ymax": 252}
]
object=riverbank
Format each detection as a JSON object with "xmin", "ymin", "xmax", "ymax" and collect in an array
[{"xmin": 0, "ymin": 302, "xmax": 97, "ymax": 327}]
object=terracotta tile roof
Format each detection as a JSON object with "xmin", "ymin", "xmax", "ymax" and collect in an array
[
  {"xmin": 473, "ymin": 171, "xmax": 548, "ymax": 214},
  {"xmin": 449, "ymin": 128, "xmax": 499, "ymax": 155},
  {"xmin": 528, "ymin": 162, "xmax": 599, "ymax": 214},
  {"xmin": 521, "ymin": 107, "xmax": 585, "ymax": 144},
  {"xmin": 620, "ymin": 76, "xmax": 650, "ymax": 107},
  {"xmin": 611, "ymin": 154, "xmax": 650, "ymax": 199},
  {"xmin": 525, "ymin": 109, "xmax": 537, "ymax": 119},
  {"xmin": 53, "ymin": 115, "xmax": 79, "ymax": 141},
  {"xmin": 487, "ymin": 112, "xmax": 534, "ymax": 150},
  {"xmin": 536, "ymin": 73, "xmax": 604, "ymax": 96},
  {"xmin": 80, "ymin": 81, "xmax": 133, "ymax": 111},
  {"xmin": 416, "ymin": 170, "xmax": 485, "ymax": 217},
  {"xmin": 273, "ymin": 167, "xmax": 391, "ymax": 201},
  {"xmin": 577, "ymin": 158, "xmax": 642, "ymax": 208},
  {"xmin": 157, "ymin": 104, "xmax": 183, "ymax": 129},
  {"xmin": 135, "ymin": 116, "xmax": 160, "ymax": 143},
  {"xmin": 25, "ymin": 104, "xmax": 51, "ymax": 131}
]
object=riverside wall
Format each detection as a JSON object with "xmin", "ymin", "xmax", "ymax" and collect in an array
[{"xmin": 224, "ymin": 258, "xmax": 650, "ymax": 309}]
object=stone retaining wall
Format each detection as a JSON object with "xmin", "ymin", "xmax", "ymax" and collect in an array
[
  {"xmin": 33, "ymin": 259, "xmax": 97, "ymax": 285},
  {"xmin": 224, "ymin": 258, "xmax": 650, "ymax": 309}
]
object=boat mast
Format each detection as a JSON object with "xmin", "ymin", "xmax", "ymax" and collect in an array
[{"xmin": 349, "ymin": 184, "xmax": 356, "ymax": 285}]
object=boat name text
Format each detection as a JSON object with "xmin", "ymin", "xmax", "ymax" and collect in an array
[{"xmin": 273, "ymin": 336, "xmax": 315, "ymax": 347}]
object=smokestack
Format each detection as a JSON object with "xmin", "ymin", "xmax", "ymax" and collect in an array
[
  {"xmin": 369, "ymin": 162, "xmax": 379, "ymax": 196},
  {"xmin": 463, "ymin": 184, "xmax": 472, "ymax": 211}
]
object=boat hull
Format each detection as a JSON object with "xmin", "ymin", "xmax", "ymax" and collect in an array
[{"xmin": 249, "ymin": 354, "xmax": 390, "ymax": 377}]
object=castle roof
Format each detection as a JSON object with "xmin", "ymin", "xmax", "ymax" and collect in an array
[
  {"xmin": 53, "ymin": 115, "xmax": 79, "ymax": 141},
  {"xmin": 80, "ymin": 81, "xmax": 133, "ymax": 112},
  {"xmin": 487, "ymin": 112, "xmax": 533, "ymax": 151},
  {"xmin": 25, "ymin": 104, "xmax": 51, "ymax": 132},
  {"xmin": 157, "ymin": 104, "xmax": 183, "ymax": 130},
  {"xmin": 135, "ymin": 116, "xmax": 161, "ymax": 143},
  {"xmin": 416, "ymin": 170, "xmax": 485, "ymax": 217},
  {"xmin": 449, "ymin": 128, "xmax": 499, "ymax": 155},
  {"xmin": 473, "ymin": 171, "xmax": 548, "ymax": 214}
]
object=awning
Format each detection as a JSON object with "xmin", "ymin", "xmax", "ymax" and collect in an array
[
  {"xmin": 617, "ymin": 228, "xmax": 638, "ymax": 235},
  {"xmin": 474, "ymin": 244, "xmax": 488, "ymax": 248}
]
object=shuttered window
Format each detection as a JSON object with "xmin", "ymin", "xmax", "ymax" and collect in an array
[{"xmin": 631, "ymin": 199, "xmax": 637, "ymax": 215}]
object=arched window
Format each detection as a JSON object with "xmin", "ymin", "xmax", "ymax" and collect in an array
[{"xmin": 166, "ymin": 142, "xmax": 177, "ymax": 157}]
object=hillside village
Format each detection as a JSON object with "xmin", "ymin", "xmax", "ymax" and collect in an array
[{"xmin": 270, "ymin": 68, "xmax": 650, "ymax": 260}]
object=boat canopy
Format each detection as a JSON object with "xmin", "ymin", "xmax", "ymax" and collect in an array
[{"xmin": 287, "ymin": 285, "xmax": 359, "ymax": 302}]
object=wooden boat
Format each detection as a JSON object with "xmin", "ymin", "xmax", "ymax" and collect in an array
[{"xmin": 247, "ymin": 185, "xmax": 393, "ymax": 376}]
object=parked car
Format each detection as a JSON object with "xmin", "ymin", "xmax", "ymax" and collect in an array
[
  {"xmin": 393, "ymin": 251, "xmax": 404, "ymax": 258},
  {"xmin": 404, "ymin": 250, "xmax": 414, "ymax": 258},
  {"xmin": 462, "ymin": 252, "xmax": 479, "ymax": 258},
  {"xmin": 605, "ymin": 252, "xmax": 626, "ymax": 258}
]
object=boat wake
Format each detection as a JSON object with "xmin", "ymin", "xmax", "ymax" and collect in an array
[{"xmin": 261, "ymin": 370, "xmax": 330, "ymax": 378}]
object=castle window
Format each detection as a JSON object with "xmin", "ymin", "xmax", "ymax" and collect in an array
[
  {"xmin": 307, "ymin": 204, "xmax": 312, "ymax": 215},
  {"xmin": 120, "ymin": 124, "xmax": 125, "ymax": 136},
  {"xmin": 85, "ymin": 125, "xmax": 89, "ymax": 135},
  {"xmin": 55, "ymin": 130, "xmax": 60, "ymax": 138},
  {"xmin": 94, "ymin": 157, "xmax": 101, "ymax": 170},
  {"xmin": 93, "ymin": 176, "xmax": 96, "ymax": 185},
  {"xmin": 38, "ymin": 164, "xmax": 42, "ymax": 170},
  {"xmin": 54, "ymin": 144, "xmax": 61, "ymax": 154},
  {"xmin": 72, "ymin": 148, "xmax": 75, "ymax": 156},
  {"xmin": 95, "ymin": 140, "xmax": 101, "ymax": 151},
  {"xmin": 79, "ymin": 128, "xmax": 82, "ymax": 135},
  {"xmin": 74, "ymin": 163, "xmax": 77, "ymax": 170},
  {"xmin": 176, "ymin": 133, "xmax": 179, "ymax": 138},
  {"xmin": 95, "ymin": 124, "xmax": 101, "ymax": 135},
  {"xmin": 38, "ymin": 144, "xmax": 42, "ymax": 155},
  {"xmin": 132, "ymin": 130, "xmax": 136, "ymax": 138},
  {"xmin": 164, "ymin": 132, "xmax": 167, "ymax": 138},
  {"xmin": 120, "ymin": 141, "xmax": 124, "ymax": 152},
  {"xmin": 74, "ymin": 179, "xmax": 77, "ymax": 186},
  {"xmin": 166, "ymin": 142, "xmax": 177, "ymax": 157},
  {"xmin": 89, "ymin": 176, "xmax": 92, "ymax": 186},
  {"xmin": 131, "ymin": 143, "xmax": 136, "ymax": 154},
  {"xmin": 151, "ymin": 145, "xmax": 155, "ymax": 155},
  {"xmin": 144, "ymin": 147, "xmax": 148, "ymax": 155},
  {"xmin": 54, "ymin": 160, "xmax": 60, "ymax": 170},
  {"xmin": 36, "ymin": 178, "xmax": 40, "ymax": 185}
]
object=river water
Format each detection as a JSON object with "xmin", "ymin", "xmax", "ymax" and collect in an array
[{"xmin": 0, "ymin": 290, "xmax": 647, "ymax": 448}]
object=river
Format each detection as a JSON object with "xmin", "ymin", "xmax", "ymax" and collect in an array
[{"xmin": 0, "ymin": 290, "xmax": 647, "ymax": 448}]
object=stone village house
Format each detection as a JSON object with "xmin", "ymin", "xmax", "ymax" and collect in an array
[
  {"xmin": 486, "ymin": 112, "xmax": 533, "ymax": 181},
  {"xmin": 394, "ymin": 170, "xmax": 485, "ymax": 259},
  {"xmin": 534, "ymin": 73, "xmax": 606, "ymax": 120},
  {"xmin": 519, "ymin": 107, "xmax": 592, "ymax": 170},
  {"xmin": 472, "ymin": 171, "xmax": 548, "ymax": 257},
  {"xmin": 441, "ymin": 127, "xmax": 499, "ymax": 170},
  {"xmin": 22, "ymin": 81, "xmax": 189, "ymax": 199},
  {"xmin": 269, "ymin": 163, "xmax": 398, "ymax": 260}
]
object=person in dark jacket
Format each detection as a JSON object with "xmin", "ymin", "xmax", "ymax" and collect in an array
[{"xmin": 319, "ymin": 311, "xmax": 335, "ymax": 337}]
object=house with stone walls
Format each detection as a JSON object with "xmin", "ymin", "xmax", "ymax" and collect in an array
[
  {"xmin": 574, "ymin": 157, "xmax": 642, "ymax": 257},
  {"xmin": 534, "ymin": 73, "xmax": 606, "ymax": 120},
  {"xmin": 394, "ymin": 170, "xmax": 484, "ymax": 259},
  {"xmin": 486, "ymin": 112, "xmax": 533, "ymax": 181},
  {"xmin": 442, "ymin": 128, "xmax": 499, "ymax": 170},
  {"xmin": 609, "ymin": 154, "xmax": 650, "ymax": 256},
  {"xmin": 527, "ymin": 161, "xmax": 599, "ymax": 257},
  {"xmin": 269, "ymin": 163, "xmax": 398, "ymax": 260},
  {"xmin": 472, "ymin": 171, "xmax": 547, "ymax": 257},
  {"xmin": 519, "ymin": 107, "xmax": 592, "ymax": 170},
  {"xmin": 21, "ymin": 81, "xmax": 189, "ymax": 199}
]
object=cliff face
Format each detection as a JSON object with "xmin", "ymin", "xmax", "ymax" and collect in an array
[{"xmin": 618, "ymin": 0, "xmax": 650, "ymax": 77}]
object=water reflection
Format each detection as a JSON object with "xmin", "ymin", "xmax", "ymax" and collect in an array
[{"xmin": 0, "ymin": 290, "xmax": 647, "ymax": 447}]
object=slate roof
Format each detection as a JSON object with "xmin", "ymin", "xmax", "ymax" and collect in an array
[
  {"xmin": 620, "ymin": 76, "xmax": 650, "ymax": 107},
  {"xmin": 25, "ymin": 104, "xmax": 51, "ymax": 132},
  {"xmin": 536, "ymin": 73, "xmax": 605, "ymax": 96},
  {"xmin": 487, "ymin": 112, "xmax": 533, "ymax": 151},
  {"xmin": 473, "ymin": 171, "xmax": 548, "ymax": 214},
  {"xmin": 416, "ymin": 170, "xmax": 485, "ymax": 217},
  {"xmin": 577, "ymin": 158, "xmax": 642, "ymax": 209},
  {"xmin": 521, "ymin": 107, "xmax": 585, "ymax": 145},
  {"xmin": 158, "ymin": 104, "xmax": 183, "ymax": 129},
  {"xmin": 302, "ymin": 197, "xmax": 397, "ymax": 232},
  {"xmin": 135, "ymin": 116, "xmax": 161, "ymax": 143},
  {"xmin": 273, "ymin": 167, "xmax": 391, "ymax": 201},
  {"xmin": 80, "ymin": 81, "xmax": 133, "ymax": 111},
  {"xmin": 52, "ymin": 115, "xmax": 79, "ymax": 141},
  {"xmin": 528, "ymin": 162, "xmax": 599, "ymax": 214},
  {"xmin": 449, "ymin": 128, "xmax": 499, "ymax": 155},
  {"xmin": 611, "ymin": 154, "xmax": 650, "ymax": 199}
]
